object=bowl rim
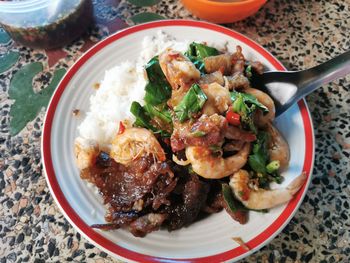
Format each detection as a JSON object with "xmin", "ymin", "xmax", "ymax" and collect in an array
[
  {"xmin": 182, "ymin": 0, "xmax": 266, "ymax": 7},
  {"xmin": 41, "ymin": 19, "xmax": 315, "ymax": 263}
]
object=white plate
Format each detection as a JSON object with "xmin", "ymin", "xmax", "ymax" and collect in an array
[{"xmin": 42, "ymin": 20, "xmax": 315, "ymax": 262}]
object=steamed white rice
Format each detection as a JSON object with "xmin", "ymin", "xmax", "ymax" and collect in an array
[{"xmin": 77, "ymin": 31, "xmax": 231, "ymax": 146}]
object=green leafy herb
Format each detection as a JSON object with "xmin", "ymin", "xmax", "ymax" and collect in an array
[
  {"xmin": 230, "ymin": 91, "xmax": 269, "ymax": 114},
  {"xmin": 143, "ymin": 103, "xmax": 172, "ymax": 124},
  {"xmin": 185, "ymin": 42, "xmax": 219, "ymax": 58},
  {"xmin": 245, "ymin": 65, "xmax": 252, "ymax": 79},
  {"xmin": 222, "ymin": 183, "xmax": 247, "ymax": 212},
  {"xmin": 266, "ymin": 160, "xmax": 280, "ymax": 173},
  {"xmin": 187, "ymin": 56, "xmax": 206, "ymax": 73},
  {"xmin": 230, "ymin": 91, "xmax": 269, "ymax": 133},
  {"xmin": 248, "ymin": 132, "xmax": 269, "ymax": 174},
  {"xmin": 130, "ymin": 101, "xmax": 170, "ymax": 137},
  {"xmin": 130, "ymin": 101, "xmax": 154, "ymax": 130},
  {"xmin": 174, "ymin": 84, "xmax": 207, "ymax": 122},
  {"xmin": 144, "ymin": 56, "xmax": 172, "ymax": 106},
  {"xmin": 184, "ymin": 42, "xmax": 219, "ymax": 73}
]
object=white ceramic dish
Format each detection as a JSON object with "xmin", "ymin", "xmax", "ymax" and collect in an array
[{"xmin": 42, "ymin": 20, "xmax": 314, "ymax": 262}]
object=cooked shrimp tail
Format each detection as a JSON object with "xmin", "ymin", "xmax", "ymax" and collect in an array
[{"xmin": 229, "ymin": 170, "xmax": 307, "ymax": 210}]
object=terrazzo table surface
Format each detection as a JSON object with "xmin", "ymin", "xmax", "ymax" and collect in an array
[{"xmin": 1, "ymin": 0, "xmax": 349, "ymax": 262}]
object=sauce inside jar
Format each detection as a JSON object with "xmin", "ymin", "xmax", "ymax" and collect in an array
[{"xmin": 0, "ymin": 0, "xmax": 93, "ymax": 49}]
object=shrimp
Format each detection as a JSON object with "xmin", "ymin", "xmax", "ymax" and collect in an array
[
  {"xmin": 159, "ymin": 48, "xmax": 200, "ymax": 90},
  {"xmin": 201, "ymin": 82, "xmax": 232, "ymax": 115},
  {"xmin": 74, "ymin": 137, "xmax": 99, "ymax": 170},
  {"xmin": 243, "ymin": 87, "xmax": 275, "ymax": 127},
  {"xmin": 266, "ymin": 123, "xmax": 290, "ymax": 171},
  {"xmin": 229, "ymin": 169, "xmax": 307, "ymax": 210},
  {"xmin": 110, "ymin": 128, "xmax": 165, "ymax": 165},
  {"xmin": 185, "ymin": 143, "xmax": 251, "ymax": 179}
]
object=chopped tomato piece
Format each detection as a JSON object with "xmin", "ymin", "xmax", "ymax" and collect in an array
[
  {"xmin": 226, "ymin": 110, "xmax": 241, "ymax": 126},
  {"xmin": 117, "ymin": 121, "xmax": 125, "ymax": 135}
]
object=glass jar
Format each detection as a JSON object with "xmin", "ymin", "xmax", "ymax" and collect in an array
[{"xmin": 0, "ymin": 0, "xmax": 93, "ymax": 49}]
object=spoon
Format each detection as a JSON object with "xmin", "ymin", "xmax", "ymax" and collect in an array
[{"xmin": 251, "ymin": 50, "xmax": 350, "ymax": 117}]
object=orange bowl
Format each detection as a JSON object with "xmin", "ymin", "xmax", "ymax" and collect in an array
[{"xmin": 181, "ymin": 0, "xmax": 267, "ymax": 24}]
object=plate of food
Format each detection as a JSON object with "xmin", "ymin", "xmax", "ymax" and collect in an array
[{"xmin": 42, "ymin": 20, "xmax": 314, "ymax": 262}]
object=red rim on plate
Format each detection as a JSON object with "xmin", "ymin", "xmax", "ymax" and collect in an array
[{"xmin": 42, "ymin": 20, "xmax": 314, "ymax": 262}]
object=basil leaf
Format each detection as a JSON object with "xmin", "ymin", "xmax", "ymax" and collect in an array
[
  {"xmin": 185, "ymin": 42, "xmax": 219, "ymax": 58},
  {"xmin": 248, "ymin": 153, "xmax": 267, "ymax": 174},
  {"xmin": 144, "ymin": 56, "xmax": 172, "ymax": 105},
  {"xmin": 130, "ymin": 101, "xmax": 154, "ymax": 130},
  {"xmin": 222, "ymin": 183, "xmax": 247, "ymax": 212},
  {"xmin": 184, "ymin": 42, "xmax": 219, "ymax": 74},
  {"xmin": 174, "ymin": 84, "xmax": 207, "ymax": 122},
  {"xmin": 143, "ymin": 103, "xmax": 172, "ymax": 124},
  {"xmin": 130, "ymin": 101, "xmax": 171, "ymax": 137},
  {"xmin": 186, "ymin": 55, "xmax": 206, "ymax": 73},
  {"xmin": 230, "ymin": 91, "xmax": 269, "ymax": 114},
  {"xmin": 248, "ymin": 132, "xmax": 269, "ymax": 174}
]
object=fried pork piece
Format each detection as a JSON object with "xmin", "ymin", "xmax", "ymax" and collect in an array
[
  {"xmin": 170, "ymin": 114, "xmax": 227, "ymax": 152},
  {"xmin": 201, "ymin": 82, "xmax": 232, "ymax": 115},
  {"xmin": 166, "ymin": 173, "xmax": 210, "ymax": 230},
  {"xmin": 204, "ymin": 54, "xmax": 233, "ymax": 75},
  {"xmin": 129, "ymin": 213, "xmax": 168, "ymax": 237},
  {"xmin": 83, "ymin": 152, "xmax": 176, "ymax": 229},
  {"xmin": 224, "ymin": 72, "xmax": 250, "ymax": 90},
  {"xmin": 198, "ymin": 71, "xmax": 225, "ymax": 86}
]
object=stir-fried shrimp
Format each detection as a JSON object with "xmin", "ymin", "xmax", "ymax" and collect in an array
[
  {"xmin": 202, "ymin": 82, "xmax": 232, "ymax": 115},
  {"xmin": 185, "ymin": 143, "xmax": 251, "ymax": 179},
  {"xmin": 229, "ymin": 170, "xmax": 307, "ymax": 210},
  {"xmin": 74, "ymin": 137, "xmax": 99, "ymax": 170},
  {"xmin": 110, "ymin": 128, "xmax": 165, "ymax": 165},
  {"xmin": 159, "ymin": 48, "xmax": 200, "ymax": 90},
  {"xmin": 265, "ymin": 123, "xmax": 290, "ymax": 171},
  {"xmin": 198, "ymin": 71, "xmax": 224, "ymax": 86},
  {"xmin": 243, "ymin": 87, "xmax": 276, "ymax": 126},
  {"xmin": 204, "ymin": 54, "xmax": 232, "ymax": 75}
]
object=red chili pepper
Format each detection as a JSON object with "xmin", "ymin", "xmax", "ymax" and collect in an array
[
  {"xmin": 242, "ymin": 133, "xmax": 257, "ymax": 142},
  {"xmin": 240, "ymin": 188, "xmax": 250, "ymax": 201},
  {"xmin": 117, "ymin": 121, "xmax": 125, "ymax": 135},
  {"xmin": 226, "ymin": 110, "xmax": 241, "ymax": 126}
]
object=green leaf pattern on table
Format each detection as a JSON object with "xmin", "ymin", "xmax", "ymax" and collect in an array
[
  {"xmin": 126, "ymin": 0, "xmax": 161, "ymax": 7},
  {"xmin": 9, "ymin": 62, "xmax": 66, "ymax": 135},
  {"xmin": 130, "ymin": 12, "xmax": 166, "ymax": 24},
  {"xmin": 0, "ymin": 51, "xmax": 20, "ymax": 74}
]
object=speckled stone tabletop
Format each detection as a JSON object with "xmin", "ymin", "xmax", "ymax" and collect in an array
[{"xmin": 1, "ymin": 0, "xmax": 349, "ymax": 262}]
